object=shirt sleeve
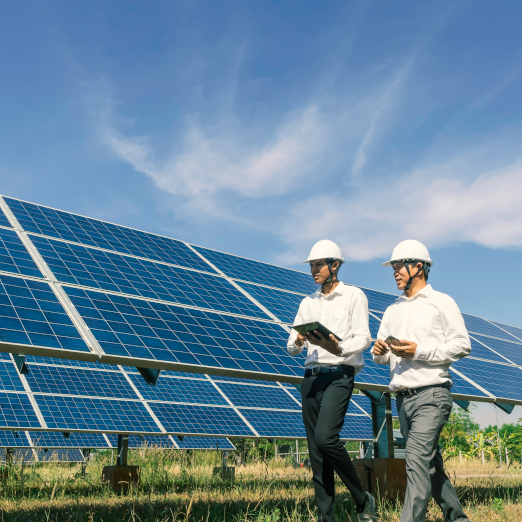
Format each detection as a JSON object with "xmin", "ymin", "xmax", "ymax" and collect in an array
[
  {"xmin": 413, "ymin": 296, "xmax": 471, "ymax": 365},
  {"xmin": 338, "ymin": 292, "xmax": 372, "ymax": 357},
  {"xmin": 287, "ymin": 302, "xmax": 307, "ymax": 356},
  {"xmin": 372, "ymin": 309, "xmax": 391, "ymax": 365}
]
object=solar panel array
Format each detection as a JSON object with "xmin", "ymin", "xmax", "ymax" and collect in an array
[
  {"xmin": 0, "ymin": 195, "xmax": 520, "ymax": 408},
  {"xmin": 0, "ymin": 353, "xmax": 372, "ymax": 440}
]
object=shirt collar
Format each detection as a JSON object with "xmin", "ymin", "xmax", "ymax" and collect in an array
[
  {"xmin": 398, "ymin": 284, "xmax": 433, "ymax": 302},
  {"xmin": 315, "ymin": 281, "xmax": 345, "ymax": 298}
]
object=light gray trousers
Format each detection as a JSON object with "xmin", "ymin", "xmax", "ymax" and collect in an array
[{"xmin": 397, "ymin": 386, "xmax": 470, "ymax": 522}]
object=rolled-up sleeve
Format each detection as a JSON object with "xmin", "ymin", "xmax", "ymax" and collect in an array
[
  {"xmin": 413, "ymin": 296, "xmax": 471, "ymax": 365},
  {"xmin": 338, "ymin": 292, "xmax": 372, "ymax": 357},
  {"xmin": 287, "ymin": 305, "xmax": 306, "ymax": 356}
]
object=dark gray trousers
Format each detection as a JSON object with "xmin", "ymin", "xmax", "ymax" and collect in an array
[
  {"xmin": 397, "ymin": 386, "xmax": 470, "ymax": 522},
  {"xmin": 301, "ymin": 368, "xmax": 367, "ymax": 522}
]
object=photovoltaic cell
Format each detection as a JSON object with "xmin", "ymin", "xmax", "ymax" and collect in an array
[
  {"xmin": 0, "ymin": 430, "xmax": 30, "ymax": 447},
  {"xmin": 462, "ymin": 314, "xmax": 519, "ymax": 342},
  {"xmin": 177, "ymin": 436, "xmax": 235, "ymax": 450},
  {"xmin": 64, "ymin": 286, "xmax": 304, "ymax": 376},
  {"xmin": 240, "ymin": 409, "xmax": 306, "ymax": 438},
  {"xmin": 193, "ymin": 246, "xmax": 317, "ymax": 294},
  {"xmin": 35, "ymin": 395, "xmax": 161, "ymax": 433},
  {"xmin": 490, "ymin": 321, "xmax": 522, "ymax": 343},
  {"xmin": 128, "ymin": 374, "xmax": 229, "ymax": 405},
  {"xmin": 470, "ymin": 334, "xmax": 522, "ymax": 367},
  {"xmin": 149, "ymin": 402, "xmax": 255, "ymax": 436},
  {"xmin": 340, "ymin": 415, "xmax": 373, "ymax": 440},
  {"xmin": 36, "ymin": 449, "xmax": 85, "ymax": 462},
  {"xmin": 359, "ymin": 288, "xmax": 398, "ymax": 313},
  {"xmin": 0, "ymin": 228, "xmax": 42, "ymax": 278},
  {"xmin": 215, "ymin": 382, "xmax": 301, "ymax": 410},
  {"xmin": 32, "ymin": 236, "xmax": 268, "ymax": 319},
  {"xmin": 355, "ymin": 352, "xmax": 391, "ymax": 387},
  {"xmin": 0, "ymin": 274, "xmax": 89, "ymax": 353},
  {"xmin": 5, "ymin": 197, "xmax": 213, "ymax": 272},
  {"xmin": 28, "ymin": 431, "xmax": 110, "ymax": 448},
  {"xmin": 0, "ymin": 392, "xmax": 41, "ymax": 428},
  {"xmin": 0, "ymin": 449, "xmax": 35, "ymax": 463},
  {"xmin": 0, "ymin": 207, "xmax": 12, "ymax": 228},
  {"xmin": 369, "ymin": 314, "xmax": 381, "ymax": 339},
  {"xmin": 0, "ymin": 360, "xmax": 25, "ymax": 391},
  {"xmin": 237, "ymin": 282, "xmax": 303, "ymax": 323},
  {"xmin": 25, "ymin": 365, "xmax": 138, "ymax": 399},
  {"xmin": 468, "ymin": 336, "xmax": 514, "ymax": 364},
  {"xmin": 105, "ymin": 434, "xmax": 175, "ymax": 449},
  {"xmin": 452, "ymin": 358, "xmax": 522, "ymax": 401}
]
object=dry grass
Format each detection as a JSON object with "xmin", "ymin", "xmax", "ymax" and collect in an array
[{"xmin": 0, "ymin": 450, "xmax": 520, "ymax": 521}]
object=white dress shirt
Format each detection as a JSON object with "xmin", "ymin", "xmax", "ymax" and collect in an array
[
  {"xmin": 287, "ymin": 281, "xmax": 372, "ymax": 375},
  {"xmin": 372, "ymin": 284, "xmax": 471, "ymax": 391}
]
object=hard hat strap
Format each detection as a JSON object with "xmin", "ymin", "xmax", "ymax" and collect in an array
[
  {"xmin": 402, "ymin": 259, "xmax": 429, "ymax": 290},
  {"xmin": 325, "ymin": 258, "xmax": 342, "ymax": 284}
]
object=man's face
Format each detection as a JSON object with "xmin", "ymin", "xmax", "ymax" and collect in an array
[
  {"xmin": 309, "ymin": 259, "xmax": 339, "ymax": 285},
  {"xmin": 392, "ymin": 262, "xmax": 422, "ymax": 290}
]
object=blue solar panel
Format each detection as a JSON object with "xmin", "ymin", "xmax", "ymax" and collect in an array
[
  {"xmin": 0, "ymin": 360, "xmax": 25, "ymax": 391},
  {"xmin": 36, "ymin": 448, "xmax": 85, "ymax": 462},
  {"xmin": 25, "ymin": 364, "xmax": 138, "ymax": 399},
  {"xmin": 359, "ymin": 288, "xmax": 398, "ymax": 312},
  {"xmin": 105, "ymin": 434, "xmax": 175, "ymax": 449},
  {"xmin": 28, "ymin": 431, "xmax": 110, "ymax": 448},
  {"xmin": 240, "ymin": 409, "xmax": 306, "ymax": 437},
  {"xmin": 340, "ymin": 415, "xmax": 373, "ymax": 440},
  {"xmin": 0, "ymin": 392, "xmax": 41, "ymax": 428},
  {"xmin": 452, "ymin": 358, "xmax": 522, "ymax": 401},
  {"xmin": 0, "ymin": 430, "xmax": 30, "ymax": 447},
  {"xmin": 0, "ymin": 274, "xmax": 89, "ymax": 353},
  {"xmin": 0, "ymin": 207, "xmax": 12, "ymax": 228},
  {"xmin": 35, "ymin": 395, "xmax": 161, "ymax": 433},
  {"xmin": 350, "ymin": 394, "xmax": 372, "ymax": 415},
  {"xmin": 5, "ymin": 197, "xmax": 213, "ymax": 272},
  {"xmin": 32, "ymin": 236, "xmax": 268, "ymax": 319},
  {"xmin": 128, "ymin": 375, "xmax": 229, "ymax": 405},
  {"xmin": 236, "ymin": 282, "xmax": 303, "ymax": 323},
  {"xmin": 149, "ymin": 402, "xmax": 255, "ymax": 436},
  {"xmin": 25, "ymin": 355, "xmax": 116, "ymax": 370},
  {"xmin": 177, "ymin": 437, "xmax": 236, "ymax": 450},
  {"xmin": 0, "ymin": 228, "xmax": 42, "ymax": 279},
  {"xmin": 64, "ymin": 286, "xmax": 304, "ymax": 377},
  {"xmin": 193, "ymin": 246, "xmax": 317, "ymax": 294},
  {"xmin": 369, "ymin": 314, "xmax": 381, "ymax": 339},
  {"xmin": 469, "ymin": 334, "xmax": 522, "ymax": 367},
  {"xmin": 215, "ymin": 382, "xmax": 301, "ymax": 410},
  {"xmin": 0, "ymin": 448, "xmax": 35, "ymax": 463},
  {"xmin": 355, "ymin": 352, "xmax": 392, "ymax": 387},
  {"xmin": 469, "ymin": 336, "xmax": 514, "ymax": 364},
  {"xmin": 490, "ymin": 321, "xmax": 522, "ymax": 343},
  {"xmin": 209, "ymin": 375, "xmax": 280, "ymax": 386},
  {"xmin": 462, "ymin": 314, "xmax": 518, "ymax": 342}
]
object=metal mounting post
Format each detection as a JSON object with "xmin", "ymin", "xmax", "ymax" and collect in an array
[
  {"xmin": 63, "ymin": 432, "xmax": 71, "ymax": 439},
  {"xmin": 362, "ymin": 389, "xmax": 392, "ymax": 458},
  {"xmin": 136, "ymin": 367, "xmax": 162, "ymax": 385},
  {"xmin": 12, "ymin": 354, "xmax": 29, "ymax": 374},
  {"xmin": 117, "ymin": 434, "xmax": 129, "ymax": 466},
  {"xmin": 177, "ymin": 435, "xmax": 185, "ymax": 442},
  {"xmin": 453, "ymin": 399, "xmax": 470, "ymax": 411},
  {"xmin": 495, "ymin": 402, "xmax": 514, "ymax": 414}
]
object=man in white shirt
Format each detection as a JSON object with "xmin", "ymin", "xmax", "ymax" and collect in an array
[
  {"xmin": 287, "ymin": 240, "xmax": 376, "ymax": 522},
  {"xmin": 372, "ymin": 240, "xmax": 471, "ymax": 522}
]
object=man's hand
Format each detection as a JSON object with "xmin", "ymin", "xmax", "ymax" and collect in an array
[
  {"xmin": 305, "ymin": 330, "xmax": 341, "ymax": 355},
  {"xmin": 390, "ymin": 340, "xmax": 417, "ymax": 359},
  {"xmin": 372, "ymin": 339, "xmax": 389, "ymax": 356},
  {"xmin": 294, "ymin": 333, "xmax": 306, "ymax": 348}
]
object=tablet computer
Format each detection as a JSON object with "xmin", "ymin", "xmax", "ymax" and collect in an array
[{"xmin": 292, "ymin": 322, "xmax": 342, "ymax": 342}]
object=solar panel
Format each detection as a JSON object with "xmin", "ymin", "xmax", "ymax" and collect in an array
[
  {"xmin": 355, "ymin": 353, "xmax": 393, "ymax": 388},
  {"xmin": 340, "ymin": 415, "xmax": 373, "ymax": 440},
  {"xmin": 105, "ymin": 434, "xmax": 175, "ymax": 449},
  {"xmin": 452, "ymin": 358, "xmax": 522, "ymax": 402},
  {"xmin": 358, "ymin": 288, "xmax": 398, "ymax": 313},
  {"xmin": 36, "ymin": 448, "xmax": 85, "ymax": 462},
  {"xmin": 215, "ymin": 382, "xmax": 301, "ymax": 410},
  {"xmin": 469, "ymin": 334, "xmax": 522, "ymax": 367},
  {"xmin": 177, "ymin": 436, "xmax": 235, "ymax": 450},
  {"xmin": 236, "ymin": 282, "xmax": 304, "ymax": 323},
  {"xmin": 28, "ymin": 431, "xmax": 110, "ymax": 448},
  {"xmin": 0, "ymin": 274, "xmax": 90, "ymax": 354},
  {"xmin": 239, "ymin": 409, "xmax": 306, "ymax": 438},
  {"xmin": 369, "ymin": 314, "xmax": 381, "ymax": 339},
  {"xmin": 5, "ymin": 197, "xmax": 213, "ymax": 272},
  {"xmin": 0, "ymin": 207, "xmax": 12, "ymax": 229},
  {"xmin": 0, "ymin": 392, "xmax": 41, "ymax": 429},
  {"xmin": 0, "ymin": 430, "xmax": 30, "ymax": 447},
  {"xmin": 489, "ymin": 321, "xmax": 522, "ymax": 343},
  {"xmin": 0, "ymin": 360, "xmax": 25, "ymax": 391},
  {"xmin": 35, "ymin": 395, "xmax": 162, "ymax": 433},
  {"xmin": 468, "ymin": 336, "xmax": 514, "ymax": 364},
  {"xmin": 192, "ymin": 246, "xmax": 317, "ymax": 294},
  {"xmin": 149, "ymin": 402, "xmax": 255, "ymax": 436},
  {"xmin": 0, "ymin": 228, "xmax": 43, "ymax": 279},
  {"xmin": 0, "ymin": 448, "xmax": 36, "ymax": 463},
  {"xmin": 64, "ymin": 286, "xmax": 303, "ymax": 377},
  {"xmin": 462, "ymin": 314, "xmax": 519, "ymax": 342},
  {"xmin": 32, "ymin": 236, "xmax": 268, "ymax": 319}
]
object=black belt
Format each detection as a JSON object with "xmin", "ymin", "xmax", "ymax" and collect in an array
[
  {"xmin": 304, "ymin": 365, "xmax": 354, "ymax": 378},
  {"xmin": 396, "ymin": 383, "xmax": 450, "ymax": 398}
]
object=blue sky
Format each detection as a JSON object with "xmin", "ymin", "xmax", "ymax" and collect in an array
[{"xmin": 1, "ymin": 1, "xmax": 521, "ymax": 425}]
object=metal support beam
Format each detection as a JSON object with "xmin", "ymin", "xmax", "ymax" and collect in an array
[
  {"xmin": 12, "ymin": 354, "xmax": 29, "ymax": 375},
  {"xmin": 363, "ymin": 390, "xmax": 391, "ymax": 458},
  {"xmin": 495, "ymin": 402, "xmax": 515, "ymax": 414},
  {"xmin": 384, "ymin": 393, "xmax": 395, "ymax": 458},
  {"xmin": 137, "ymin": 367, "xmax": 162, "ymax": 385},
  {"xmin": 453, "ymin": 399, "xmax": 470, "ymax": 411},
  {"xmin": 117, "ymin": 434, "xmax": 129, "ymax": 466}
]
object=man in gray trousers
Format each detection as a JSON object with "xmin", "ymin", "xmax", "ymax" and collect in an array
[{"xmin": 372, "ymin": 240, "xmax": 471, "ymax": 522}]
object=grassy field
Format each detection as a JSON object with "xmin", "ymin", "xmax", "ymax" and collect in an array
[{"xmin": 0, "ymin": 449, "xmax": 521, "ymax": 521}]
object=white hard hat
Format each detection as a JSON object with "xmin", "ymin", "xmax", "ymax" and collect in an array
[
  {"xmin": 302, "ymin": 240, "xmax": 345, "ymax": 264},
  {"xmin": 382, "ymin": 240, "xmax": 433, "ymax": 267}
]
